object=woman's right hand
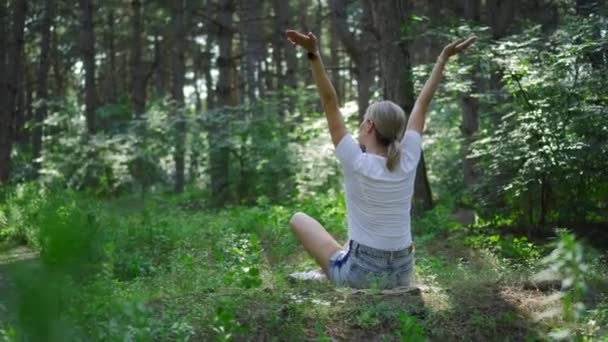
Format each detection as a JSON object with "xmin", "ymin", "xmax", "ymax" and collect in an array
[{"xmin": 285, "ymin": 30, "xmax": 318, "ymax": 53}]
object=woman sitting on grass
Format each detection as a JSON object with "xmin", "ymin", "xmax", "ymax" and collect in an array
[{"xmin": 286, "ymin": 29, "xmax": 476, "ymax": 289}]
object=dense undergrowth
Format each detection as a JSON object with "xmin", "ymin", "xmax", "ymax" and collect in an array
[{"xmin": 0, "ymin": 184, "xmax": 606, "ymax": 341}]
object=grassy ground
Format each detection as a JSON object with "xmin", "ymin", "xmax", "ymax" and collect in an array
[{"xmin": 0, "ymin": 189, "xmax": 607, "ymax": 341}]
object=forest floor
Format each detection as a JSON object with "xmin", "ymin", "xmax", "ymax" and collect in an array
[{"xmin": 0, "ymin": 193, "xmax": 606, "ymax": 341}]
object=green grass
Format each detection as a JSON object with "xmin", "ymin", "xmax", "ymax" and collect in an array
[{"xmin": 0, "ymin": 186, "xmax": 607, "ymax": 340}]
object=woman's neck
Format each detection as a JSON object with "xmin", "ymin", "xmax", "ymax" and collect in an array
[{"xmin": 365, "ymin": 144, "xmax": 387, "ymax": 157}]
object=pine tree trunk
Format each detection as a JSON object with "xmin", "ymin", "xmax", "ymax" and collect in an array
[
  {"xmin": 0, "ymin": 1, "xmax": 8, "ymax": 183},
  {"xmin": 131, "ymin": 0, "xmax": 146, "ymax": 117},
  {"xmin": 459, "ymin": 0, "xmax": 481, "ymax": 189},
  {"xmin": 0, "ymin": 0, "xmax": 27, "ymax": 183},
  {"xmin": 485, "ymin": 0, "xmax": 515, "ymax": 39},
  {"xmin": 209, "ymin": 0, "xmax": 235, "ymax": 205},
  {"xmin": 369, "ymin": 0, "xmax": 434, "ymax": 212},
  {"xmin": 79, "ymin": 0, "xmax": 97, "ymax": 135},
  {"xmin": 272, "ymin": 0, "xmax": 298, "ymax": 95},
  {"xmin": 171, "ymin": 0, "xmax": 187, "ymax": 193},
  {"xmin": 239, "ymin": 0, "xmax": 264, "ymax": 102},
  {"xmin": 33, "ymin": 0, "xmax": 54, "ymax": 176},
  {"xmin": 330, "ymin": 0, "xmax": 376, "ymax": 123}
]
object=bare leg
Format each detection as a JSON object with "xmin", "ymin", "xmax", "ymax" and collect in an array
[{"xmin": 289, "ymin": 212, "xmax": 342, "ymax": 275}]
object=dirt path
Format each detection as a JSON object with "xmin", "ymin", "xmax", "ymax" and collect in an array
[{"xmin": 0, "ymin": 246, "xmax": 37, "ymax": 323}]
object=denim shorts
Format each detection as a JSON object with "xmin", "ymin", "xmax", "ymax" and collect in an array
[{"xmin": 328, "ymin": 240, "xmax": 415, "ymax": 289}]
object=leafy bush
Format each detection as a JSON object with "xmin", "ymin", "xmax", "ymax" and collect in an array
[{"xmin": 471, "ymin": 17, "xmax": 608, "ymax": 225}]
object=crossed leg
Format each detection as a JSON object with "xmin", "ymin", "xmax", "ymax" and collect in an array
[{"xmin": 289, "ymin": 212, "xmax": 343, "ymax": 275}]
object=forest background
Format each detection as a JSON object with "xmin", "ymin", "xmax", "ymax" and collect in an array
[{"xmin": 0, "ymin": 0, "xmax": 607, "ymax": 340}]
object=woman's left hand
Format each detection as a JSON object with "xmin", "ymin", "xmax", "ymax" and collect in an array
[
  {"xmin": 285, "ymin": 30, "xmax": 318, "ymax": 53},
  {"xmin": 439, "ymin": 36, "xmax": 476, "ymax": 62}
]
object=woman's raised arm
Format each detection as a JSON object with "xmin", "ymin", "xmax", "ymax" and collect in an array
[
  {"xmin": 407, "ymin": 36, "xmax": 477, "ymax": 134},
  {"xmin": 286, "ymin": 30, "xmax": 347, "ymax": 146}
]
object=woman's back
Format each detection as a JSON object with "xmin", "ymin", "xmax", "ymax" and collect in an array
[{"xmin": 335, "ymin": 130, "xmax": 422, "ymax": 251}]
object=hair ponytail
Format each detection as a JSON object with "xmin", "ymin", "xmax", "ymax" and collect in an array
[
  {"xmin": 364, "ymin": 100, "xmax": 407, "ymax": 172},
  {"xmin": 386, "ymin": 140, "xmax": 401, "ymax": 172}
]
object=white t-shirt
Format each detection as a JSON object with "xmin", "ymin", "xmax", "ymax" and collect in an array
[{"xmin": 335, "ymin": 130, "xmax": 422, "ymax": 251}]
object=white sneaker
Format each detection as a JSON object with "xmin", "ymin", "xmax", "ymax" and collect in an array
[{"xmin": 288, "ymin": 269, "xmax": 328, "ymax": 283}]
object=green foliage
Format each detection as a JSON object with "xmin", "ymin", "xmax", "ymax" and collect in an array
[
  {"xmin": 464, "ymin": 233, "xmax": 542, "ymax": 262},
  {"xmin": 470, "ymin": 17, "xmax": 608, "ymax": 225},
  {"xmin": 394, "ymin": 312, "xmax": 426, "ymax": 342}
]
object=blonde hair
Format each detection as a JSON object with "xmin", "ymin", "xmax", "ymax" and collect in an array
[{"xmin": 364, "ymin": 101, "xmax": 407, "ymax": 172}]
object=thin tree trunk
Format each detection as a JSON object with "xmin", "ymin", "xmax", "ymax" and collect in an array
[
  {"xmin": 153, "ymin": 34, "xmax": 167, "ymax": 97},
  {"xmin": 0, "ymin": 0, "xmax": 27, "ymax": 183},
  {"xmin": 79, "ymin": 0, "xmax": 97, "ymax": 134},
  {"xmin": 485, "ymin": 0, "xmax": 515, "ymax": 39},
  {"xmin": 239, "ymin": 0, "xmax": 264, "ymax": 102},
  {"xmin": 131, "ymin": 0, "xmax": 146, "ymax": 117},
  {"xmin": 0, "ymin": 1, "xmax": 8, "ymax": 183},
  {"xmin": 369, "ymin": 0, "xmax": 433, "ymax": 212},
  {"xmin": 104, "ymin": 9, "xmax": 118, "ymax": 104},
  {"xmin": 329, "ymin": 20, "xmax": 342, "ymax": 105},
  {"xmin": 273, "ymin": 0, "xmax": 298, "ymax": 94},
  {"xmin": 330, "ymin": 0, "xmax": 376, "ymax": 123},
  {"xmin": 14, "ymin": 60, "xmax": 27, "ymax": 145},
  {"xmin": 33, "ymin": 0, "xmax": 54, "ymax": 176},
  {"xmin": 460, "ymin": 0, "xmax": 481, "ymax": 189},
  {"xmin": 51, "ymin": 27, "xmax": 65, "ymax": 98},
  {"xmin": 171, "ymin": 0, "xmax": 187, "ymax": 193},
  {"xmin": 209, "ymin": 0, "xmax": 235, "ymax": 205},
  {"xmin": 461, "ymin": 76, "xmax": 480, "ymax": 188}
]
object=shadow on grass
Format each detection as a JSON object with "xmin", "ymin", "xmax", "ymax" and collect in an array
[{"xmin": 417, "ymin": 232, "xmax": 545, "ymax": 341}]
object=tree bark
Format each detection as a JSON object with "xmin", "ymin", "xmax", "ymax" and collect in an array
[
  {"xmin": 209, "ymin": 0, "xmax": 235, "ymax": 205},
  {"xmin": 102, "ymin": 8, "xmax": 118, "ymax": 104},
  {"xmin": 273, "ymin": 0, "xmax": 298, "ymax": 92},
  {"xmin": 238, "ymin": 0, "xmax": 265, "ymax": 102},
  {"xmin": 0, "ymin": 1, "xmax": 7, "ymax": 183},
  {"xmin": 485, "ymin": 0, "xmax": 515, "ymax": 39},
  {"xmin": 33, "ymin": 0, "xmax": 54, "ymax": 176},
  {"xmin": 460, "ymin": 0, "xmax": 481, "ymax": 189},
  {"xmin": 79, "ymin": 0, "xmax": 97, "ymax": 135},
  {"xmin": 131, "ymin": 0, "xmax": 147, "ymax": 117},
  {"xmin": 0, "ymin": 0, "xmax": 27, "ymax": 183},
  {"xmin": 330, "ymin": 0, "xmax": 376, "ymax": 123},
  {"xmin": 153, "ymin": 34, "xmax": 168, "ymax": 97},
  {"xmin": 329, "ymin": 20, "xmax": 343, "ymax": 105},
  {"xmin": 369, "ymin": 0, "xmax": 433, "ymax": 212},
  {"xmin": 171, "ymin": 0, "xmax": 187, "ymax": 193}
]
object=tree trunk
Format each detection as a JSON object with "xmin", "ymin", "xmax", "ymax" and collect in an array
[
  {"xmin": 329, "ymin": 20, "xmax": 343, "ymax": 105},
  {"xmin": 14, "ymin": 59, "xmax": 27, "ymax": 146},
  {"xmin": 131, "ymin": 0, "xmax": 147, "ymax": 117},
  {"xmin": 238, "ymin": 0, "xmax": 265, "ymax": 102},
  {"xmin": 0, "ymin": 0, "xmax": 27, "ymax": 184},
  {"xmin": 460, "ymin": 0, "xmax": 481, "ymax": 189},
  {"xmin": 0, "ymin": 2, "xmax": 7, "ymax": 183},
  {"xmin": 103, "ymin": 9, "xmax": 118, "ymax": 104},
  {"xmin": 202, "ymin": 50, "xmax": 215, "ymax": 109},
  {"xmin": 33, "ymin": 0, "xmax": 54, "ymax": 176},
  {"xmin": 330, "ymin": 0, "xmax": 376, "ymax": 123},
  {"xmin": 369, "ymin": 0, "xmax": 433, "ymax": 212},
  {"xmin": 79, "ymin": 0, "xmax": 97, "ymax": 135},
  {"xmin": 273, "ymin": 0, "xmax": 298, "ymax": 93},
  {"xmin": 51, "ymin": 27, "xmax": 65, "ymax": 98},
  {"xmin": 210, "ymin": 0, "xmax": 235, "ymax": 205},
  {"xmin": 171, "ymin": 0, "xmax": 187, "ymax": 193},
  {"xmin": 153, "ymin": 34, "xmax": 167, "ymax": 97},
  {"xmin": 485, "ymin": 0, "xmax": 515, "ymax": 39},
  {"xmin": 460, "ymin": 76, "xmax": 480, "ymax": 188}
]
